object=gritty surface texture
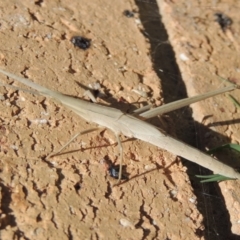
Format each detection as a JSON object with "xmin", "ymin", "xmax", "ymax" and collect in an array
[
  {"xmin": 157, "ymin": 0, "xmax": 240, "ymax": 239},
  {"xmin": 1, "ymin": 0, "xmax": 240, "ymax": 240},
  {"xmin": 0, "ymin": 1, "xmax": 204, "ymax": 240}
]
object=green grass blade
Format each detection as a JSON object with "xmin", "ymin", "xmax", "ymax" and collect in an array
[
  {"xmin": 228, "ymin": 94, "xmax": 240, "ymax": 109},
  {"xmin": 208, "ymin": 143, "xmax": 240, "ymax": 154},
  {"xmin": 196, "ymin": 174, "xmax": 235, "ymax": 182}
]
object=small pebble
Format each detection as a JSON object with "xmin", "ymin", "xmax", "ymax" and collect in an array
[
  {"xmin": 123, "ymin": 10, "xmax": 134, "ymax": 18},
  {"xmin": 119, "ymin": 218, "xmax": 134, "ymax": 228}
]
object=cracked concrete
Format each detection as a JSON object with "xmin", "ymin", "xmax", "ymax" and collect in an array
[
  {"xmin": 157, "ymin": 0, "xmax": 240, "ymax": 238},
  {"xmin": 1, "ymin": 0, "xmax": 239, "ymax": 239}
]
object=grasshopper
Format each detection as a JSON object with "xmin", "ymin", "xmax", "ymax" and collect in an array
[{"xmin": 0, "ymin": 68, "xmax": 240, "ymax": 183}]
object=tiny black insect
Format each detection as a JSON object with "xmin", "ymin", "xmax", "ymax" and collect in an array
[
  {"xmin": 108, "ymin": 165, "xmax": 128, "ymax": 180},
  {"xmin": 101, "ymin": 157, "xmax": 128, "ymax": 180},
  {"xmin": 214, "ymin": 13, "xmax": 232, "ymax": 31},
  {"xmin": 123, "ymin": 10, "xmax": 134, "ymax": 18},
  {"xmin": 109, "ymin": 166, "xmax": 120, "ymax": 179},
  {"xmin": 71, "ymin": 36, "xmax": 91, "ymax": 50}
]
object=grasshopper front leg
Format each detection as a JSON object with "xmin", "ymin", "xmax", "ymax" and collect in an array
[{"xmin": 47, "ymin": 127, "xmax": 100, "ymax": 159}]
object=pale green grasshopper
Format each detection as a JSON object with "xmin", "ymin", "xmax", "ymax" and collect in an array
[{"xmin": 0, "ymin": 68, "xmax": 240, "ymax": 183}]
